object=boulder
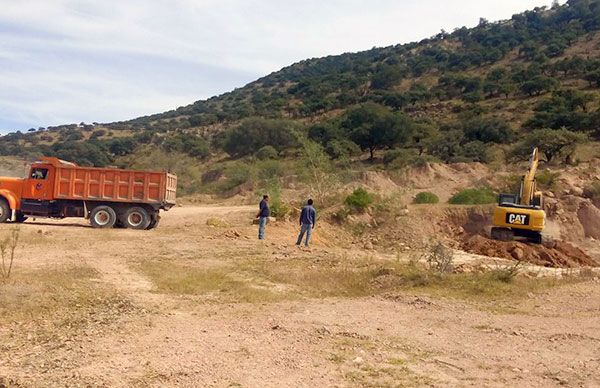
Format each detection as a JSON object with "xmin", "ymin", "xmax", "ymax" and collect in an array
[
  {"xmin": 570, "ymin": 187, "xmax": 584, "ymax": 197},
  {"xmin": 510, "ymin": 246, "xmax": 525, "ymax": 261},
  {"xmin": 577, "ymin": 202, "xmax": 600, "ymax": 239},
  {"xmin": 398, "ymin": 208, "xmax": 410, "ymax": 216}
]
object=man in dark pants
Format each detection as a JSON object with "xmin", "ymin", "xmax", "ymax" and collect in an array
[
  {"xmin": 296, "ymin": 199, "xmax": 316, "ymax": 247},
  {"xmin": 257, "ymin": 194, "xmax": 270, "ymax": 240}
]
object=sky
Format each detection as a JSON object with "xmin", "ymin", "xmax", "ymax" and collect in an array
[{"xmin": 0, "ymin": 0, "xmax": 561, "ymax": 133}]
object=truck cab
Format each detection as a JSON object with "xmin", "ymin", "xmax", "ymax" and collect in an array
[{"xmin": 0, "ymin": 158, "xmax": 61, "ymax": 222}]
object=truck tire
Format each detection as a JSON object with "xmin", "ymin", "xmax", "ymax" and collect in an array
[
  {"xmin": 90, "ymin": 206, "xmax": 117, "ymax": 228},
  {"xmin": 121, "ymin": 207, "xmax": 151, "ymax": 230},
  {"xmin": 146, "ymin": 214, "xmax": 159, "ymax": 230},
  {"xmin": 15, "ymin": 212, "xmax": 28, "ymax": 223},
  {"xmin": 0, "ymin": 200, "xmax": 10, "ymax": 223}
]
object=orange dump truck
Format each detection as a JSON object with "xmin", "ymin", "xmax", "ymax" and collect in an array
[{"xmin": 0, "ymin": 157, "xmax": 177, "ymax": 229}]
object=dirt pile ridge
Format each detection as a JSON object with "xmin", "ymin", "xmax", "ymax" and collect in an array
[{"xmin": 461, "ymin": 235, "xmax": 597, "ymax": 268}]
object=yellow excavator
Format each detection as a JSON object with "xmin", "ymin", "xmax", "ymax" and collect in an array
[{"xmin": 491, "ymin": 148, "xmax": 545, "ymax": 244}]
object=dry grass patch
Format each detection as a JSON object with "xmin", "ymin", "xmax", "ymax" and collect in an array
[
  {"xmin": 344, "ymin": 363, "xmax": 434, "ymax": 388},
  {"xmin": 1, "ymin": 264, "xmax": 137, "ymax": 386},
  {"xmin": 139, "ymin": 252, "xmax": 571, "ymax": 304},
  {"xmin": 0, "ymin": 264, "xmax": 133, "ymax": 333},
  {"xmin": 139, "ymin": 260, "xmax": 282, "ymax": 303},
  {"xmin": 326, "ymin": 334, "xmax": 435, "ymax": 387},
  {"xmin": 240, "ymin": 255, "xmax": 564, "ymax": 302}
]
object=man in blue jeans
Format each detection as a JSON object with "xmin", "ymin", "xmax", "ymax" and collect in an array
[
  {"xmin": 296, "ymin": 199, "xmax": 316, "ymax": 247},
  {"xmin": 256, "ymin": 194, "xmax": 270, "ymax": 240}
]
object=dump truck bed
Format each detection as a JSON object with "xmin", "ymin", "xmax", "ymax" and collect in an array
[{"xmin": 51, "ymin": 162, "xmax": 176, "ymax": 208}]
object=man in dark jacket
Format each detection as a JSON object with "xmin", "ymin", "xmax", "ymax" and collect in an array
[
  {"xmin": 257, "ymin": 194, "xmax": 270, "ymax": 240},
  {"xmin": 296, "ymin": 199, "xmax": 316, "ymax": 247}
]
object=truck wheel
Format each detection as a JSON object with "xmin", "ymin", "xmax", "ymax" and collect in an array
[
  {"xmin": 122, "ymin": 207, "xmax": 151, "ymax": 230},
  {"xmin": 0, "ymin": 200, "xmax": 10, "ymax": 223},
  {"xmin": 90, "ymin": 206, "xmax": 117, "ymax": 228},
  {"xmin": 146, "ymin": 214, "xmax": 160, "ymax": 230},
  {"xmin": 15, "ymin": 212, "xmax": 28, "ymax": 223}
]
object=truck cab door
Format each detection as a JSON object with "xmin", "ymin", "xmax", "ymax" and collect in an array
[{"xmin": 24, "ymin": 165, "xmax": 54, "ymax": 200}]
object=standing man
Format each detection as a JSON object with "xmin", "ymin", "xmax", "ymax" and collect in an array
[
  {"xmin": 296, "ymin": 199, "xmax": 316, "ymax": 247},
  {"xmin": 257, "ymin": 194, "xmax": 270, "ymax": 240}
]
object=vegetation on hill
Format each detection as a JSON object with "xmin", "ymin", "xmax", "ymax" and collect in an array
[{"xmin": 2, "ymin": 0, "xmax": 600, "ymax": 198}]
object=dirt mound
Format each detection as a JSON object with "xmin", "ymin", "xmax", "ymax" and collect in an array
[
  {"xmin": 361, "ymin": 171, "xmax": 399, "ymax": 192},
  {"xmin": 441, "ymin": 206, "xmax": 492, "ymax": 237},
  {"xmin": 461, "ymin": 235, "xmax": 597, "ymax": 268},
  {"xmin": 403, "ymin": 162, "xmax": 492, "ymax": 200}
]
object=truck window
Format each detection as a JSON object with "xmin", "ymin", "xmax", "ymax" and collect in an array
[{"xmin": 30, "ymin": 168, "xmax": 48, "ymax": 180}]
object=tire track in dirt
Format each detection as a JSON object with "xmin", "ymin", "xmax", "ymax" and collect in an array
[{"xmin": 81, "ymin": 205, "xmax": 257, "ymax": 307}]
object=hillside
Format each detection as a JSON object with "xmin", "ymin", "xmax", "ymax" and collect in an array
[{"xmin": 2, "ymin": 0, "xmax": 600, "ymax": 194}]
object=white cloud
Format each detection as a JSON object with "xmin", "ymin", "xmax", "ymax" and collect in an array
[{"xmin": 0, "ymin": 0, "xmax": 560, "ymax": 132}]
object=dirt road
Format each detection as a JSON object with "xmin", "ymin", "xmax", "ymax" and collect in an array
[{"xmin": 1, "ymin": 205, "xmax": 599, "ymax": 387}]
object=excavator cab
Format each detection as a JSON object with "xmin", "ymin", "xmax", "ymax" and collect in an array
[{"xmin": 498, "ymin": 193, "xmax": 518, "ymax": 205}]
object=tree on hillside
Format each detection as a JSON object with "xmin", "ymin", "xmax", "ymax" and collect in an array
[
  {"xmin": 425, "ymin": 130, "xmax": 464, "ymax": 163},
  {"xmin": 162, "ymin": 134, "xmax": 209, "ymax": 159},
  {"xmin": 51, "ymin": 141, "xmax": 111, "ymax": 167},
  {"xmin": 462, "ymin": 116, "xmax": 515, "ymax": 143},
  {"xmin": 584, "ymin": 70, "xmax": 600, "ymax": 87},
  {"xmin": 553, "ymin": 56, "xmax": 586, "ymax": 75},
  {"xmin": 108, "ymin": 138, "xmax": 136, "ymax": 156},
  {"xmin": 405, "ymin": 83, "xmax": 432, "ymax": 105},
  {"xmin": 223, "ymin": 118, "xmax": 300, "ymax": 157},
  {"xmin": 297, "ymin": 138, "xmax": 340, "ymax": 204},
  {"xmin": 371, "ymin": 63, "xmax": 406, "ymax": 90},
  {"xmin": 525, "ymin": 90, "xmax": 596, "ymax": 130},
  {"xmin": 483, "ymin": 67, "xmax": 516, "ymax": 98},
  {"xmin": 438, "ymin": 74, "xmax": 482, "ymax": 100},
  {"xmin": 520, "ymin": 75, "xmax": 559, "ymax": 96},
  {"xmin": 307, "ymin": 121, "xmax": 344, "ymax": 145},
  {"xmin": 512, "ymin": 128, "xmax": 587, "ymax": 163},
  {"xmin": 342, "ymin": 103, "xmax": 414, "ymax": 160},
  {"xmin": 557, "ymin": 89, "xmax": 595, "ymax": 112}
]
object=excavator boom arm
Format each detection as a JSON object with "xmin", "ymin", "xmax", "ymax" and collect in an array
[{"xmin": 520, "ymin": 147, "xmax": 539, "ymax": 206}]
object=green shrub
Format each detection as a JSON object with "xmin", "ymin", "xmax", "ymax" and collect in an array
[
  {"xmin": 489, "ymin": 262, "xmax": 522, "ymax": 283},
  {"xmin": 411, "ymin": 155, "xmax": 434, "ymax": 168},
  {"xmin": 255, "ymin": 145, "xmax": 278, "ymax": 160},
  {"xmin": 331, "ymin": 207, "xmax": 350, "ymax": 224},
  {"xmin": 256, "ymin": 160, "xmax": 284, "ymax": 181},
  {"xmin": 386, "ymin": 149, "xmax": 437, "ymax": 169},
  {"xmin": 90, "ymin": 129, "xmax": 106, "ymax": 139},
  {"xmin": 424, "ymin": 242, "xmax": 454, "ymax": 274},
  {"xmin": 536, "ymin": 170, "xmax": 560, "ymax": 190},
  {"xmin": 449, "ymin": 187, "xmax": 496, "ymax": 205},
  {"xmin": 218, "ymin": 162, "xmax": 252, "ymax": 193},
  {"xmin": 201, "ymin": 168, "xmax": 223, "ymax": 184},
  {"xmin": 414, "ymin": 191, "xmax": 439, "ymax": 204},
  {"xmin": 499, "ymin": 174, "xmax": 522, "ymax": 194},
  {"xmin": 259, "ymin": 179, "xmax": 289, "ymax": 218},
  {"xmin": 345, "ymin": 187, "xmax": 374, "ymax": 213},
  {"xmin": 383, "ymin": 148, "xmax": 418, "ymax": 169},
  {"xmin": 269, "ymin": 200, "xmax": 290, "ymax": 218},
  {"xmin": 325, "ymin": 139, "xmax": 361, "ymax": 160}
]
